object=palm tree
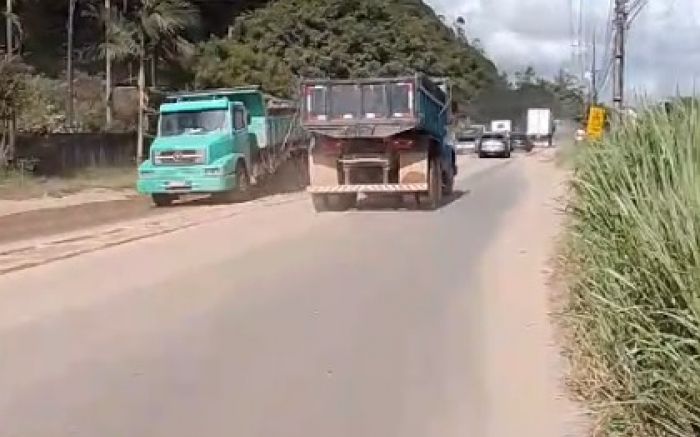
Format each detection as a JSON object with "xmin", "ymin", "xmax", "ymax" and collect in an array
[
  {"xmin": 3, "ymin": 0, "xmax": 21, "ymax": 161},
  {"xmin": 2, "ymin": 0, "xmax": 22, "ymax": 58},
  {"xmin": 127, "ymin": 0, "xmax": 198, "ymax": 160},
  {"xmin": 85, "ymin": 0, "xmax": 135, "ymax": 130},
  {"xmin": 92, "ymin": 0, "xmax": 197, "ymax": 154},
  {"xmin": 4, "ymin": 0, "xmax": 14, "ymax": 59},
  {"xmin": 105, "ymin": 0, "xmax": 112, "ymax": 129},
  {"xmin": 67, "ymin": 0, "xmax": 76, "ymax": 127}
]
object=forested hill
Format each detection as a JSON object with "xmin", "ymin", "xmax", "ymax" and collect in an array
[{"xmin": 192, "ymin": 0, "xmax": 500, "ymax": 99}]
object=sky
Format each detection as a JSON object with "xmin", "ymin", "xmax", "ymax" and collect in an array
[{"xmin": 426, "ymin": 0, "xmax": 700, "ymax": 99}]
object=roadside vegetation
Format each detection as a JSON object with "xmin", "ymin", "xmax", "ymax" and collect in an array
[
  {"xmin": 0, "ymin": 166, "xmax": 135, "ymax": 200},
  {"xmin": 563, "ymin": 101, "xmax": 700, "ymax": 435}
]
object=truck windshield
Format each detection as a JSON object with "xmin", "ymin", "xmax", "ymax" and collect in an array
[
  {"xmin": 160, "ymin": 109, "xmax": 228, "ymax": 136},
  {"xmin": 331, "ymin": 85, "xmax": 361, "ymax": 119}
]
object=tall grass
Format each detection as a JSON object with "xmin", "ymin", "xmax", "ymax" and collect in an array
[{"xmin": 564, "ymin": 102, "xmax": 700, "ymax": 435}]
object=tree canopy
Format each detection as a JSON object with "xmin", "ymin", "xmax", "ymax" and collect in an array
[
  {"xmin": 192, "ymin": 0, "xmax": 500, "ymax": 100},
  {"xmin": 467, "ymin": 67, "xmax": 586, "ymax": 125}
]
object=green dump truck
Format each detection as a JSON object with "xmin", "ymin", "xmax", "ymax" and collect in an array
[{"xmin": 137, "ymin": 87, "xmax": 305, "ymax": 206}]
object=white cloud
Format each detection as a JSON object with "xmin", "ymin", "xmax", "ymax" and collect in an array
[{"xmin": 426, "ymin": 0, "xmax": 700, "ymax": 98}]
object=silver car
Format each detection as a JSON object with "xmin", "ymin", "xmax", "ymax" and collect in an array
[
  {"xmin": 478, "ymin": 132, "xmax": 511, "ymax": 158},
  {"xmin": 454, "ymin": 127, "xmax": 484, "ymax": 154},
  {"xmin": 455, "ymin": 135, "xmax": 478, "ymax": 154}
]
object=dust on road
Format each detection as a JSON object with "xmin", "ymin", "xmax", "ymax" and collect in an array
[{"xmin": 0, "ymin": 153, "xmax": 585, "ymax": 437}]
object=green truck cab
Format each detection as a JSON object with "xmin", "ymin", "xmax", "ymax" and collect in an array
[{"xmin": 138, "ymin": 87, "xmax": 304, "ymax": 206}]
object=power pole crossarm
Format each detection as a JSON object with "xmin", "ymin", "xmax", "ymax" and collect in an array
[{"xmin": 612, "ymin": 0, "xmax": 628, "ymax": 110}]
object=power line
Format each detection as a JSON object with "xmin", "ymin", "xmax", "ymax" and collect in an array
[
  {"xmin": 594, "ymin": 0, "xmax": 615, "ymax": 99},
  {"xmin": 578, "ymin": 0, "xmax": 585, "ymax": 79},
  {"xmin": 627, "ymin": 0, "xmax": 648, "ymax": 25},
  {"xmin": 568, "ymin": 0, "xmax": 576, "ymax": 68}
]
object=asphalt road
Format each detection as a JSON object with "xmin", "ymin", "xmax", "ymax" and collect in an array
[{"xmin": 0, "ymin": 154, "xmax": 578, "ymax": 437}]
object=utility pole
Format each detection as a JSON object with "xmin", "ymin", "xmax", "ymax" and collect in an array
[
  {"xmin": 612, "ymin": 0, "xmax": 628, "ymax": 111},
  {"xmin": 67, "ymin": 0, "xmax": 76, "ymax": 128}
]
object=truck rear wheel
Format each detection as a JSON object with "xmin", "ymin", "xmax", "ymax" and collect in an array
[
  {"xmin": 442, "ymin": 160, "xmax": 455, "ymax": 196},
  {"xmin": 235, "ymin": 164, "xmax": 251, "ymax": 200},
  {"xmin": 427, "ymin": 155, "xmax": 443, "ymax": 210},
  {"xmin": 311, "ymin": 194, "xmax": 329, "ymax": 212},
  {"xmin": 152, "ymin": 193, "xmax": 176, "ymax": 207}
]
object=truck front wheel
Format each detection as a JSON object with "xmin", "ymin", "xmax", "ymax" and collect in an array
[{"xmin": 152, "ymin": 193, "xmax": 176, "ymax": 207}]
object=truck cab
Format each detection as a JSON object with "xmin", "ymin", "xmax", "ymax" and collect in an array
[
  {"xmin": 137, "ymin": 97, "xmax": 252, "ymax": 206},
  {"xmin": 138, "ymin": 87, "xmax": 304, "ymax": 207}
]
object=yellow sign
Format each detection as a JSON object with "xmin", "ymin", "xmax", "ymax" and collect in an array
[{"xmin": 586, "ymin": 106, "xmax": 606, "ymax": 140}]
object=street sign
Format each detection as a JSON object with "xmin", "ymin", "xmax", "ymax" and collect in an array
[{"xmin": 586, "ymin": 106, "xmax": 606, "ymax": 140}]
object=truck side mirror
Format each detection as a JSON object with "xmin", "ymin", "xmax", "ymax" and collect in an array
[{"xmin": 247, "ymin": 113, "xmax": 252, "ymax": 126}]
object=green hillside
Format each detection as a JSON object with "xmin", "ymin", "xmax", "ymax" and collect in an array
[{"xmin": 193, "ymin": 0, "xmax": 500, "ymax": 100}]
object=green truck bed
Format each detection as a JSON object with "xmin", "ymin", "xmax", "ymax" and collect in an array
[{"xmin": 165, "ymin": 87, "xmax": 304, "ymax": 152}]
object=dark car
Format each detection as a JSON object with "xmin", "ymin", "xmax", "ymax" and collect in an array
[
  {"xmin": 477, "ymin": 132, "xmax": 511, "ymax": 158},
  {"xmin": 510, "ymin": 132, "xmax": 534, "ymax": 152}
]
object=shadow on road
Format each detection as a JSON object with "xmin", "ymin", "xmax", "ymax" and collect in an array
[{"xmin": 354, "ymin": 189, "xmax": 469, "ymax": 213}]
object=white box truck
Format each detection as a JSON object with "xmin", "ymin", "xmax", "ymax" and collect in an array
[
  {"xmin": 491, "ymin": 120, "xmax": 512, "ymax": 134},
  {"xmin": 526, "ymin": 108, "xmax": 554, "ymax": 147}
]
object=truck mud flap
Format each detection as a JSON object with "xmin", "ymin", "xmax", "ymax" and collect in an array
[
  {"xmin": 399, "ymin": 152, "xmax": 429, "ymax": 184},
  {"xmin": 309, "ymin": 153, "xmax": 339, "ymax": 187}
]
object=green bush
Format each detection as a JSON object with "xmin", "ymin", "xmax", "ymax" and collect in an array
[
  {"xmin": 17, "ymin": 73, "xmax": 107, "ymax": 133},
  {"xmin": 565, "ymin": 103, "xmax": 700, "ymax": 435}
]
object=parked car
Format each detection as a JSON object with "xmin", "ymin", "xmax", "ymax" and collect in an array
[
  {"xmin": 478, "ymin": 132, "xmax": 511, "ymax": 158},
  {"xmin": 454, "ymin": 126, "xmax": 484, "ymax": 154}
]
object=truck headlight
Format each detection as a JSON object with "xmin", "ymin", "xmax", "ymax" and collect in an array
[{"xmin": 204, "ymin": 167, "xmax": 223, "ymax": 176}]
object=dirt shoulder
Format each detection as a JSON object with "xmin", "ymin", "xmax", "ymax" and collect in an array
[
  {"xmin": 0, "ymin": 158, "xmax": 310, "ymax": 245},
  {"xmin": 0, "ymin": 196, "xmax": 171, "ymax": 245},
  {"xmin": 477, "ymin": 154, "xmax": 589, "ymax": 436}
]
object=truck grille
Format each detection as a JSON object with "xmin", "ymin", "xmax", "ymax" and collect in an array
[{"xmin": 154, "ymin": 149, "xmax": 205, "ymax": 165}]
